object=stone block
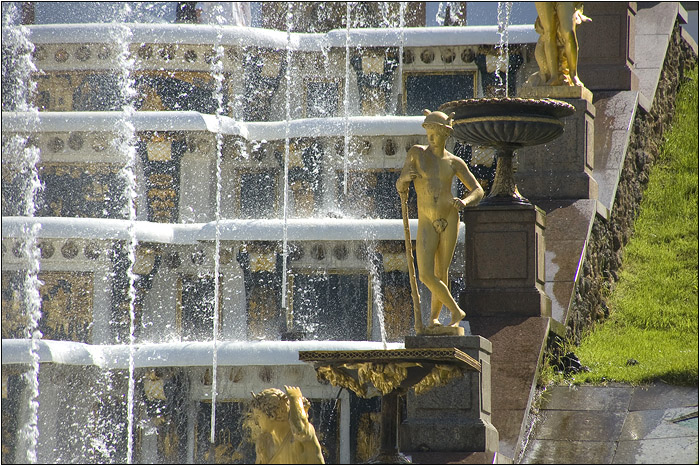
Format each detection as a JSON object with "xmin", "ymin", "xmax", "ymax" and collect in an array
[
  {"xmin": 400, "ymin": 419, "xmax": 499, "ymax": 453},
  {"xmin": 533, "ymin": 410, "xmax": 627, "ymax": 441},
  {"xmin": 628, "ymin": 383, "xmax": 700, "ymax": 411},
  {"xmin": 613, "ymin": 438, "xmax": 699, "ymax": 464},
  {"xmin": 577, "ymin": 2, "xmax": 639, "ymax": 91},
  {"xmin": 522, "ymin": 439, "xmax": 617, "ymax": 464},
  {"xmin": 541, "ymin": 385, "xmax": 633, "ymax": 412},
  {"xmin": 461, "ymin": 205, "xmax": 550, "ymax": 317}
]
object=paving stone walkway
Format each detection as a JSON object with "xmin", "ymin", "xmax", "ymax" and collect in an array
[{"xmin": 521, "ymin": 382, "xmax": 698, "ymax": 464}]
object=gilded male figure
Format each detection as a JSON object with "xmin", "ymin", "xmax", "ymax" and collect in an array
[{"xmin": 396, "ymin": 110, "xmax": 484, "ymax": 330}]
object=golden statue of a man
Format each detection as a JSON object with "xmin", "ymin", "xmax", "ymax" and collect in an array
[
  {"xmin": 396, "ymin": 110, "xmax": 484, "ymax": 332},
  {"xmin": 246, "ymin": 386, "xmax": 324, "ymax": 464},
  {"xmin": 530, "ymin": 2, "xmax": 590, "ymax": 87}
]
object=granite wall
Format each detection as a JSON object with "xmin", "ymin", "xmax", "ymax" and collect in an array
[{"xmin": 567, "ymin": 23, "xmax": 698, "ymax": 342}]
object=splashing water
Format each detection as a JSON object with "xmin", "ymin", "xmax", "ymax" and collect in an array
[
  {"xmin": 111, "ymin": 5, "xmax": 138, "ymax": 462},
  {"xmin": 209, "ymin": 1, "xmax": 227, "ymax": 446},
  {"xmin": 366, "ymin": 244, "xmax": 388, "ymax": 349},
  {"xmin": 436, "ymin": 2, "xmax": 464, "ymax": 26},
  {"xmin": 496, "ymin": 2, "xmax": 513, "ymax": 97},
  {"xmin": 343, "ymin": 2, "xmax": 352, "ymax": 195},
  {"xmin": 3, "ymin": 3, "xmax": 43, "ymax": 463},
  {"xmin": 281, "ymin": 2, "xmax": 293, "ymax": 319}
]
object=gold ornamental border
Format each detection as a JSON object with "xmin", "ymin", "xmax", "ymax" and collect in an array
[
  {"xmin": 298, "ymin": 347, "xmax": 480, "ymax": 372},
  {"xmin": 453, "ymin": 116, "xmax": 565, "ymax": 126}
]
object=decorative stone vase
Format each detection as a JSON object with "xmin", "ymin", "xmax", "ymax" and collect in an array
[{"xmin": 439, "ymin": 98, "xmax": 575, "ymax": 206}]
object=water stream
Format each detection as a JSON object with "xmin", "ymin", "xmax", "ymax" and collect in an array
[
  {"xmin": 496, "ymin": 2, "xmax": 514, "ymax": 97},
  {"xmin": 367, "ymin": 243, "xmax": 388, "ymax": 349},
  {"xmin": 398, "ymin": 2, "xmax": 406, "ymax": 115},
  {"xmin": 209, "ymin": 2, "xmax": 227, "ymax": 446},
  {"xmin": 111, "ymin": 6, "xmax": 138, "ymax": 462},
  {"xmin": 281, "ymin": 2, "xmax": 293, "ymax": 320},
  {"xmin": 2, "ymin": 4, "xmax": 43, "ymax": 462}
]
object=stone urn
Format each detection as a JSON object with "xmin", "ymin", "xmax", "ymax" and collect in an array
[{"xmin": 439, "ymin": 97, "xmax": 575, "ymax": 206}]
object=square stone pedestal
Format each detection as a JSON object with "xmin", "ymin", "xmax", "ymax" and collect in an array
[
  {"xmin": 577, "ymin": 2, "xmax": 639, "ymax": 91},
  {"xmin": 461, "ymin": 204, "xmax": 551, "ymax": 317},
  {"xmin": 400, "ymin": 335, "xmax": 498, "ymax": 454}
]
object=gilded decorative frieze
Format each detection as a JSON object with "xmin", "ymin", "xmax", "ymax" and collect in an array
[
  {"xmin": 1, "ymin": 271, "xmax": 93, "ymax": 342},
  {"xmin": 317, "ymin": 365, "xmax": 367, "ymax": 397},
  {"xmin": 350, "ymin": 361, "xmax": 421, "ymax": 395},
  {"xmin": 315, "ymin": 360, "xmax": 464, "ymax": 398},
  {"xmin": 3, "ymin": 162, "xmax": 126, "ymax": 219},
  {"xmin": 32, "ymin": 70, "xmax": 229, "ymax": 113},
  {"xmin": 413, "ymin": 364, "xmax": 465, "ymax": 395},
  {"xmin": 40, "ymin": 272, "xmax": 93, "ymax": 342}
]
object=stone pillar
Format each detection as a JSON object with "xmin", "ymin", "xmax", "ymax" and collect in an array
[
  {"xmin": 400, "ymin": 335, "xmax": 498, "ymax": 453},
  {"xmin": 179, "ymin": 148, "xmax": 214, "ymax": 223},
  {"xmin": 515, "ymin": 97, "xmax": 598, "ymax": 201},
  {"xmin": 577, "ymin": 2, "xmax": 638, "ymax": 91},
  {"xmin": 461, "ymin": 204, "xmax": 550, "ymax": 317},
  {"xmin": 92, "ymin": 264, "xmax": 113, "ymax": 344}
]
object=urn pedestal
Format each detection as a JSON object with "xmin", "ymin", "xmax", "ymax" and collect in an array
[{"xmin": 461, "ymin": 204, "xmax": 550, "ymax": 318}]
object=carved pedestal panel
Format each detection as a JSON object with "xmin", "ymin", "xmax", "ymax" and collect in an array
[{"xmin": 462, "ymin": 204, "xmax": 551, "ymax": 317}]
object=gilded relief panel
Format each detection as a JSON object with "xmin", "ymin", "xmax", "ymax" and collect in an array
[
  {"xmin": 177, "ymin": 274, "xmax": 222, "ymax": 341},
  {"xmin": 381, "ymin": 272, "xmax": 413, "ymax": 342},
  {"xmin": 3, "ymin": 163, "xmax": 126, "ymax": 219},
  {"xmin": 34, "ymin": 71, "xmax": 228, "ymax": 113},
  {"xmin": 138, "ymin": 369, "xmax": 188, "ymax": 463},
  {"xmin": 40, "ymin": 272, "xmax": 93, "ymax": 342},
  {"xmin": 138, "ymin": 133, "xmax": 186, "ymax": 223},
  {"xmin": 1, "ymin": 272, "xmax": 28, "ymax": 339},
  {"xmin": 1, "ymin": 271, "xmax": 93, "ymax": 342},
  {"xmin": 246, "ymin": 283, "xmax": 280, "ymax": 340},
  {"xmin": 194, "ymin": 401, "xmax": 251, "ymax": 464}
]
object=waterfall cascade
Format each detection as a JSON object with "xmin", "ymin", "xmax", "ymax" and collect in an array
[{"xmin": 1, "ymin": 3, "xmax": 539, "ymax": 463}]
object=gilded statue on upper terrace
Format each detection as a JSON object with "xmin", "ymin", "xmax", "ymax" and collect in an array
[{"xmin": 526, "ymin": 2, "xmax": 591, "ymax": 88}]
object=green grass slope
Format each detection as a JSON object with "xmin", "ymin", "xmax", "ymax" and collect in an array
[{"xmin": 567, "ymin": 66, "xmax": 698, "ymax": 386}]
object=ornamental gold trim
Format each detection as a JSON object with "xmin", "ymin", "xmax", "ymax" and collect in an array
[
  {"xmin": 299, "ymin": 347, "xmax": 480, "ymax": 371},
  {"xmin": 311, "ymin": 355, "xmax": 470, "ymax": 398},
  {"xmin": 413, "ymin": 364, "xmax": 465, "ymax": 395},
  {"xmin": 453, "ymin": 116, "xmax": 564, "ymax": 126}
]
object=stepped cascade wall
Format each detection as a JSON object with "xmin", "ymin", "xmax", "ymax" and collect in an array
[{"xmin": 1, "ymin": 2, "xmax": 696, "ymax": 464}]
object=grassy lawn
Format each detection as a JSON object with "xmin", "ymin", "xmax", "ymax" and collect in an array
[{"xmin": 551, "ymin": 66, "xmax": 699, "ymax": 386}]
